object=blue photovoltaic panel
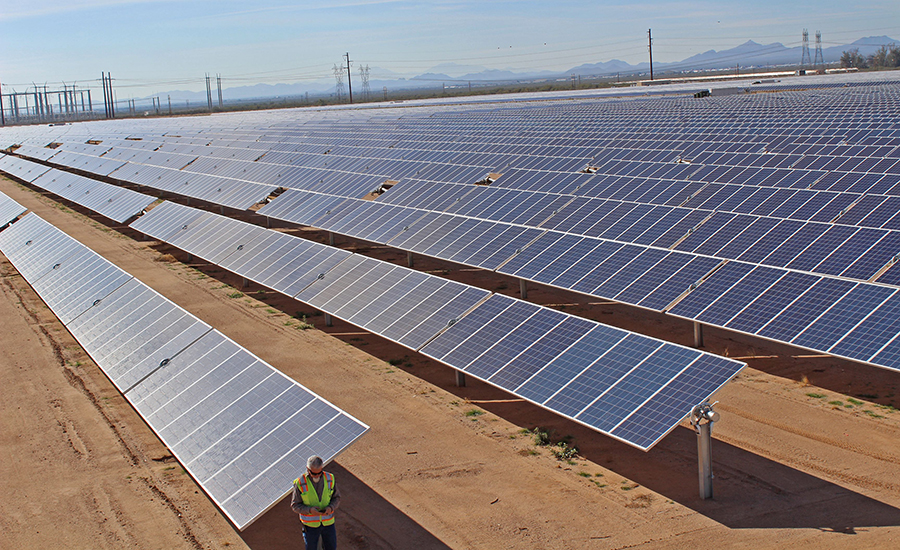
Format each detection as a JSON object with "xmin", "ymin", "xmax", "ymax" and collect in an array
[
  {"xmin": 390, "ymin": 285, "xmax": 490, "ymax": 351},
  {"xmin": 725, "ymin": 271, "xmax": 820, "ymax": 335},
  {"xmin": 487, "ymin": 315, "xmax": 597, "ymax": 391},
  {"xmin": 575, "ymin": 343, "xmax": 701, "ymax": 432},
  {"xmin": 788, "ymin": 283, "xmax": 892, "ymax": 355},
  {"xmin": 690, "ymin": 266, "xmax": 785, "ymax": 326},
  {"xmin": 828, "ymin": 289, "xmax": 900, "ymax": 363},
  {"xmin": 546, "ymin": 240, "xmax": 625, "ymax": 290},
  {"xmin": 758, "ymin": 277, "xmax": 858, "ymax": 342},
  {"xmin": 566, "ymin": 244, "xmax": 644, "ymax": 295},
  {"xmin": 421, "ymin": 294, "xmax": 744, "ymax": 450},
  {"xmin": 667, "ymin": 262, "xmax": 756, "ymax": 318},
  {"xmin": 638, "ymin": 256, "xmax": 723, "ymax": 312}
]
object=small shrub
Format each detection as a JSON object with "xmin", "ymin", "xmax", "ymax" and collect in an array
[
  {"xmin": 806, "ymin": 392, "xmax": 826, "ymax": 399},
  {"xmin": 847, "ymin": 398, "xmax": 863, "ymax": 406},
  {"xmin": 577, "ymin": 472, "xmax": 591, "ymax": 478},
  {"xmin": 465, "ymin": 409, "xmax": 484, "ymax": 418},
  {"xmin": 530, "ymin": 427, "xmax": 552, "ymax": 446},
  {"xmin": 227, "ymin": 292, "xmax": 243, "ymax": 299},
  {"xmin": 828, "ymin": 400, "xmax": 844, "ymax": 407},
  {"xmin": 550, "ymin": 441, "xmax": 578, "ymax": 461}
]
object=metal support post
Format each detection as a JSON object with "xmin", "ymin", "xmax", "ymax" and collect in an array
[
  {"xmin": 519, "ymin": 279, "xmax": 528, "ymax": 299},
  {"xmin": 693, "ymin": 322, "xmax": 704, "ymax": 348},
  {"xmin": 242, "ymin": 277, "xmax": 248, "ymax": 288},
  {"xmin": 691, "ymin": 402, "xmax": 719, "ymax": 500},
  {"xmin": 324, "ymin": 313, "xmax": 333, "ymax": 327},
  {"xmin": 407, "ymin": 251, "xmax": 414, "ymax": 268},
  {"xmin": 329, "ymin": 232, "xmax": 335, "ymax": 246},
  {"xmin": 455, "ymin": 370, "xmax": 466, "ymax": 387}
]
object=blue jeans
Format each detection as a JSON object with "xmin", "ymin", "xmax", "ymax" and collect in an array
[{"xmin": 303, "ymin": 523, "xmax": 336, "ymax": 550}]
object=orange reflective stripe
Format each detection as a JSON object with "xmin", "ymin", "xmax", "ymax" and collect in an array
[{"xmin": 324, "ymin": 472, "xmax": 334, "ymax": 491}]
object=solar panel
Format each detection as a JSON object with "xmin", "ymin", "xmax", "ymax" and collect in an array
[
  {"xmin": 0, "ymin": 189, "xmax": 27, "ymax": 227},
  {"xmin": 0, "ymin": 212, "xmax": 368, "ymax": 531},
  {"xmin": 421, "ymin": 294, "xmax": 744, "ymax": 450}
]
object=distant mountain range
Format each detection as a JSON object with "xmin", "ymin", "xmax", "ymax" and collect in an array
[{"xmin": 156, "ymin": 36, "xmax": 898, "ymax": 104}]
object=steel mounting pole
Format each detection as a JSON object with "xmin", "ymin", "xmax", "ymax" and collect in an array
[{"xmin": 691, "ymin": 402, "xmax": 719, "ymax": 500}]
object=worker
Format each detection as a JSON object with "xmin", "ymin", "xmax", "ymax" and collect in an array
[{"xmin": 292, "ymin": 455, "xmax": 340, "ymax": 550}]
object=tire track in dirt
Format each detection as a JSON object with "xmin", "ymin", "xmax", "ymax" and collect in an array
[
  {"xmin": 83, "ymin": 486, "xmax": 142, "ymax": 549},
  {"xmin": 2, "ymin": 257, "xmax": 208, "ymax": 546},
  {"xmin": 140, "ymin": 477, "xmax": 204, "ymax": 550},
  {"xmin": 715, "ymin": 433, "xmax": 900, "ymax": 493},
  {"xmin": 716, "ymin": 402, "xmax": 900, "ymax": 465},
  {"xmin": 3, "ymin": 267, "xmax": 144, "ymax": 467}
]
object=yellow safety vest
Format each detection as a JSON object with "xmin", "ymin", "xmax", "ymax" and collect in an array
[{"xmin": 295, "ymin": 472, "xmax": 335, "ymax": 527}]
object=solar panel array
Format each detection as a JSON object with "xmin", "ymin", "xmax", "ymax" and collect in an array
[
  {"xmin": 131, "ymin": 200, "xmax": 745, "ymax": 450},
  {"xmin": 0, "ymin": 213, "xmax": 368, "ymax": 530},
  {"xmin": 2, "ymin": 72, "xmax": 898, "ymax": 451}
]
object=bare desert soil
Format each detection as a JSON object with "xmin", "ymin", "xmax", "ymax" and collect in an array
[{"xmin": 2, "ymin": 175, "xmax": 900, "ymax": 550}]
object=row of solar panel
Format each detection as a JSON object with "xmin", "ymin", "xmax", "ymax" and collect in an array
[
  {"xmin": 256, "ymin": 187, "xmax": 900, "ymax": 374},
  {"xmin": 275, "ymin": 181, "xmax": 900, "ymax": 288},
  {"xmin": 0, "ymin": 210, "xmax": 368, "ymax": 530},
  {"xmin": 130, "ymin": 200, "xmax": 745, "ymax": 451}
]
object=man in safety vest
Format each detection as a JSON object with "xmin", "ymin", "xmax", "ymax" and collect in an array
[{"xmin": 291, "ymin": 455, "xmax": 341, "ymax": 550}]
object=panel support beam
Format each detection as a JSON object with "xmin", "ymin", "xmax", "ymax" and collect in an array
[
  {"xmin": 697, "ymin": 422, "xmax": 713, "ymax": 499},
  {"xmin": 693, "ymin": 322, "xmax": 704, "ymax": 348},
  {"xmin": 691, "ymin": 403, "xmax": 718, "ymax": 500},
  {"xmin": 455, "ymin": 370, "xmax": 466, "ymax": 387},
  {"xmin": 329, "ymin": 232, "xmax": 335, "ymax": 246},
  {"xmin": 407, "ymin": 251, "xmax": 414, "ymax": 268},
  {"xmin": 324, "ymin": 313, "xmax": 333, "ymax": 327},
  {"xmin": 242, "ymin": 277, "xmax": 249, "ymax": 288},
  {"xmin": 519, "ymin": 279, "xmax": 528, "ymax": 300}
]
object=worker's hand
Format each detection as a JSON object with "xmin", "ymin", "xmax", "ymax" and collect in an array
[{"xmin": 323, "ymin": 506, "xmax": 334, "ymax": 515}]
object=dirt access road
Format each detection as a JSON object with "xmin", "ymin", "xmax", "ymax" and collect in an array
[{"xmin": 2, "ymin": 175, "xmax": 900, "ymax": 549}]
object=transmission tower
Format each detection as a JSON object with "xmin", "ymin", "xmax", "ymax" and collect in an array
[
  {"xmin": 814, "ymin": 31, "xmax": 824, "ymax": 68},
  {"xmin": 332, "ymin": 64, "xmax": 345, "ymax": 102},
  {"xmin": 359, "ymin": 65, "xmax": 371, "ymax": 101},
  {"xmin": 800, "ymin": 29, "xmax": 811, "ymax": 67}
]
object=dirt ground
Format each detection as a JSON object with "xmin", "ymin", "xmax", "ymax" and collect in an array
[{"xmin": 2, "ymin": 175, "xmax": 900, "ymax": 550}]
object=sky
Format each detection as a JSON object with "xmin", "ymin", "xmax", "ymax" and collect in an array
[{"xmin": 1, "ymin": 0, "xmax": 898, "ymax": 98}]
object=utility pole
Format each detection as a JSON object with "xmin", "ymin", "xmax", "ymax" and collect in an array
[
  {"xmin": 101, "ymin": 73, "xmax": 109, "ymax": 118},
  {"xmin": 217, "ymin": 74, "xmax": 223, "ymax": 107},
  {"xmin": 107, "ymin": 73, "xmax": 115, "ymax": 118},
  {"xmin": 0, "ymin": 78, "xmax": 5, "ymax": 126},
  {"xmin": 168, "ymin": 95, "xmax": 172, "ymax": 115},
  {"xmin": 344, "ymin": 52, "xmax": 353, "ymax": 103},
  {"xmin": 206, "ymin": 74, "xmax": 213, "ymax": 111},
  {"xmin": 648, "ymin": 29, "xmax": 654, "ymax": 80}
]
